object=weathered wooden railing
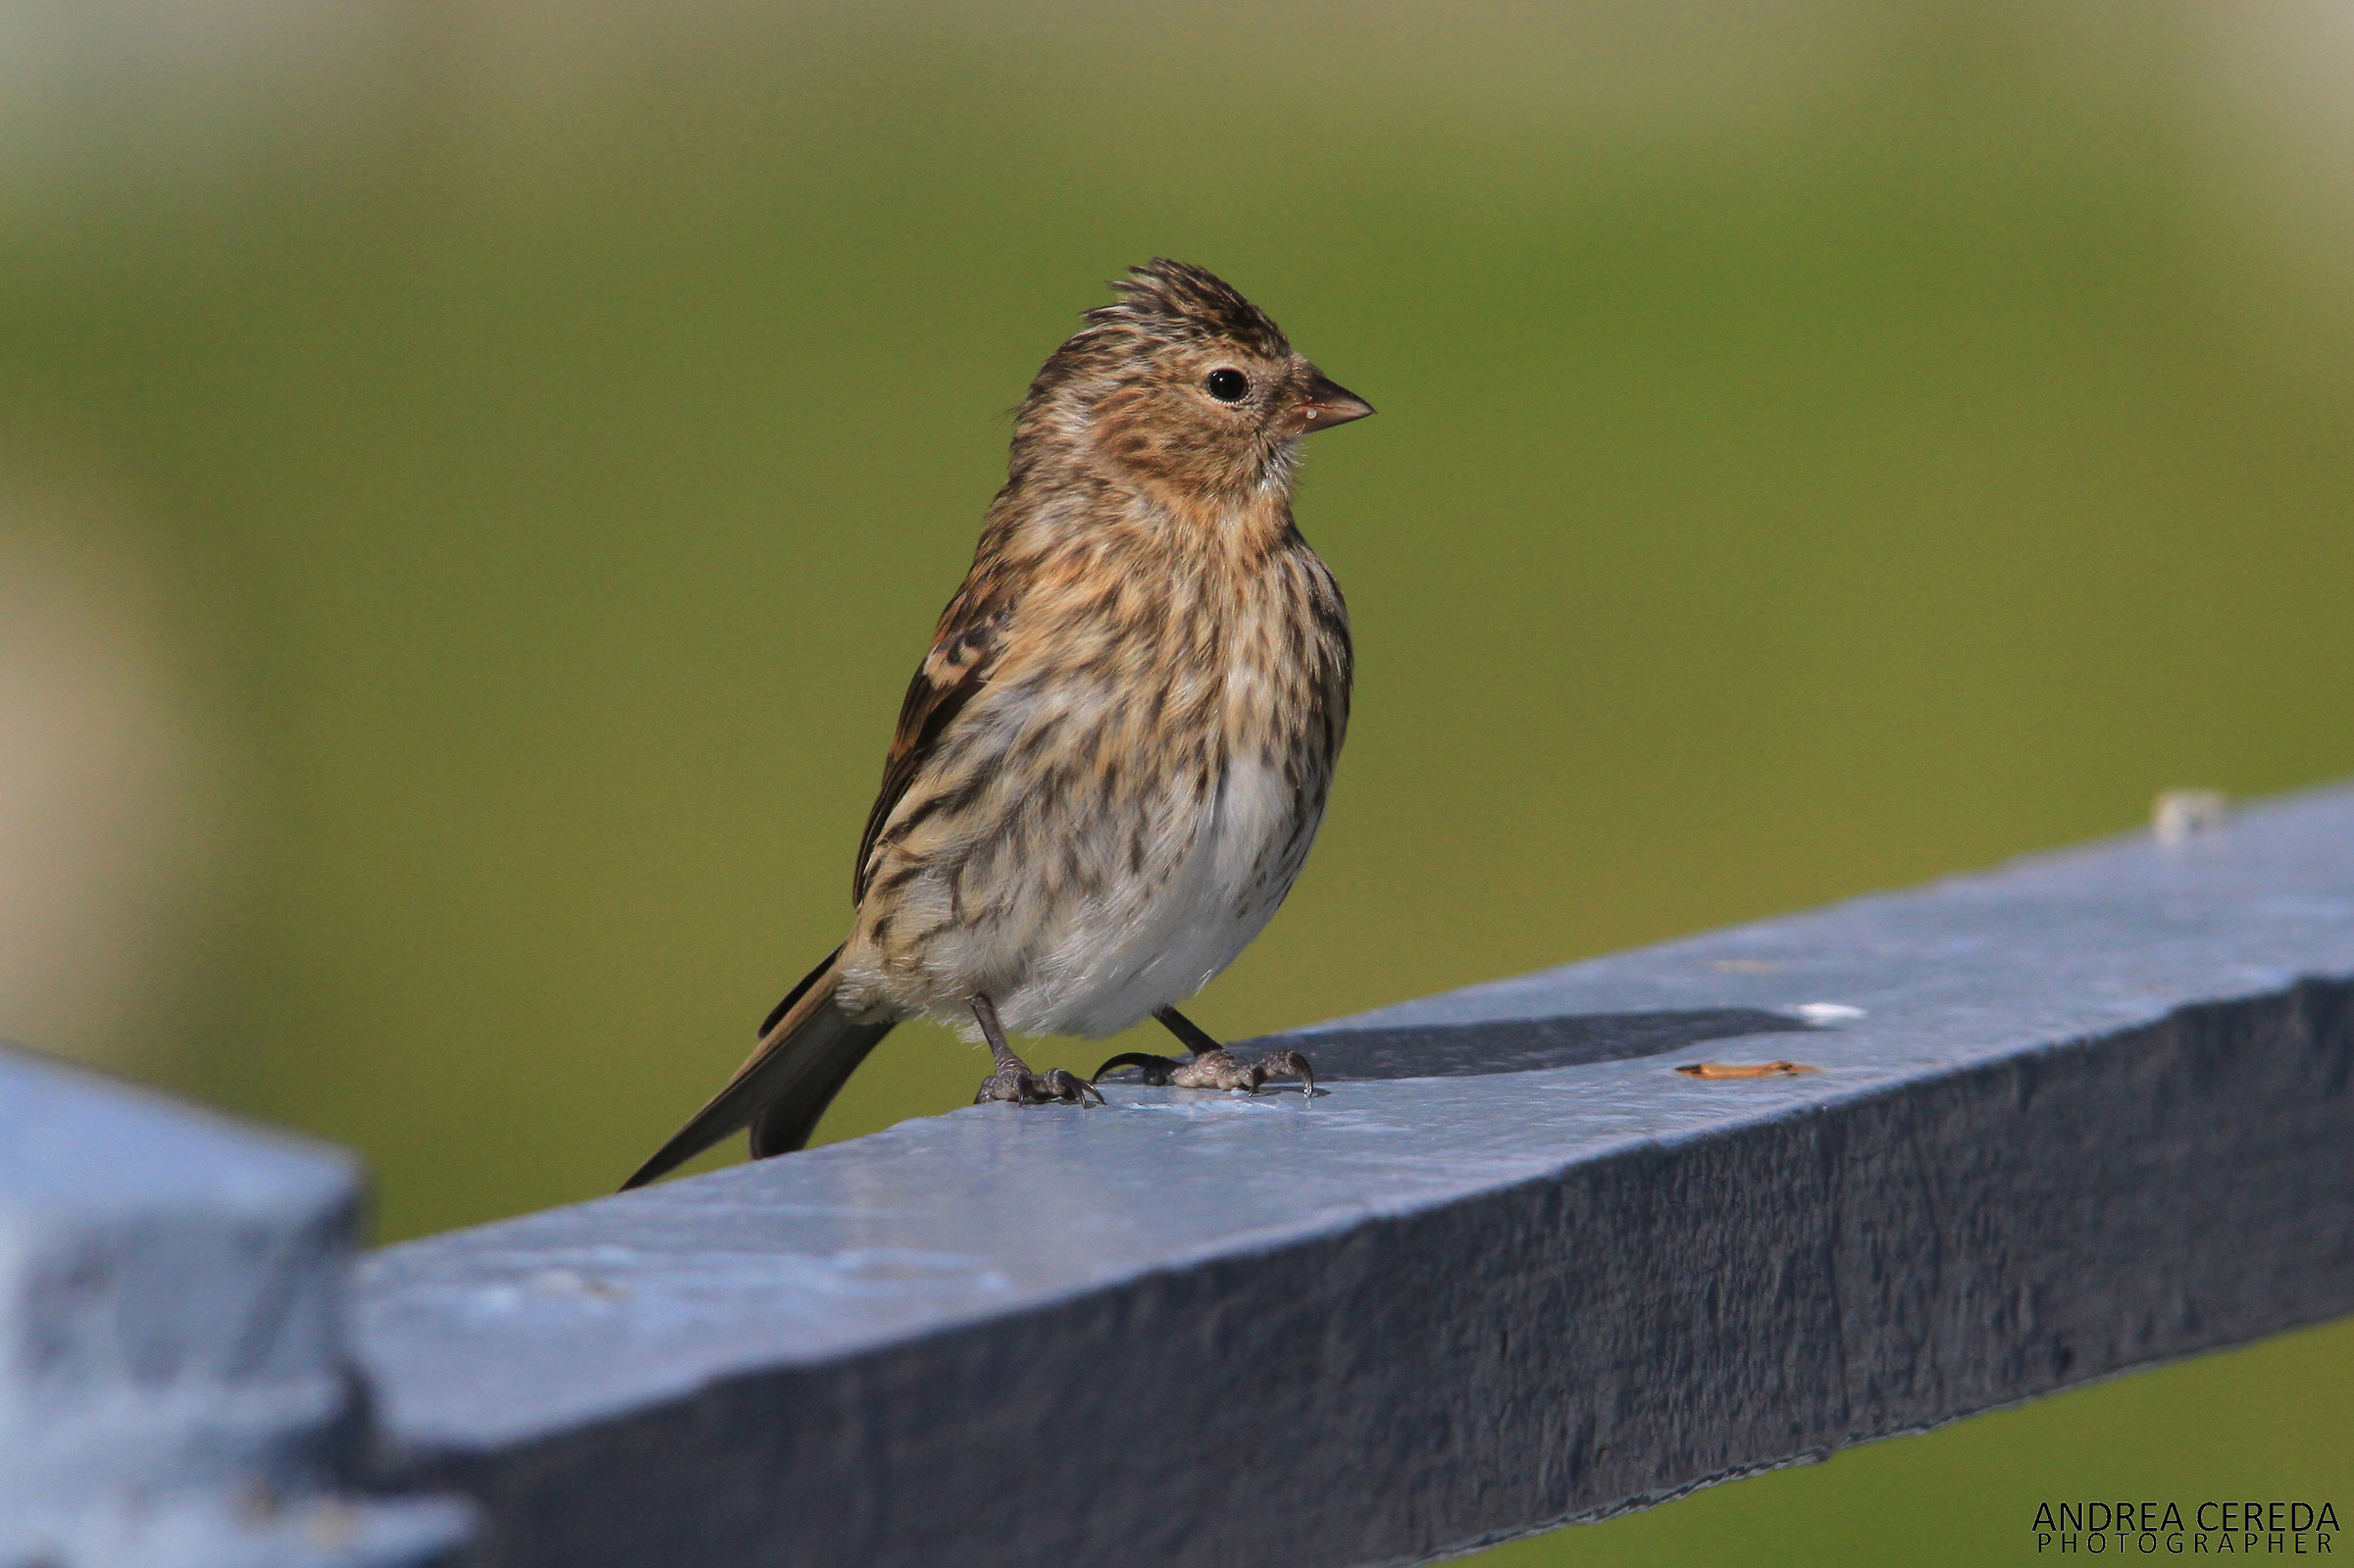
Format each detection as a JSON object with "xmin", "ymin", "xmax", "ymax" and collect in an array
[{"xmin": 9, "ymin": 784, "xmax": 2353, "ymax": 1567}]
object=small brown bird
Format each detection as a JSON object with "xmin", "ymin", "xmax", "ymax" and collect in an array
[{"xmin": 623, "ymin": 260, "xmax": 1372, "ymax": 1190}]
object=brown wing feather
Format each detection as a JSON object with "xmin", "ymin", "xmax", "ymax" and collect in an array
[
  {"xmin": 626, "ymin": 577, "xmax": 1016, "ymax": 1191},
  {"xmin": 851, "ymin": 584, "xmax": 1012, "ymax": 900}
]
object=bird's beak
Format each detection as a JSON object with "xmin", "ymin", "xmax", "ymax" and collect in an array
[{"xmin": 1297, "ymin": 368, "xmax": 1375, "ymax": 431}]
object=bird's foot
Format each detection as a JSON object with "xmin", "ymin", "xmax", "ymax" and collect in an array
[
  {"xmin": 968, "ymin": 992, "xmax": 1103, "ymax": 1109},
  {"xmin": 974, "ymin": 1057, "xmax": 1104, "ymax": 1107},
  {"xmin": 1092, "ymin": 1046, "xmax": 1316, "ymax": 1096}
]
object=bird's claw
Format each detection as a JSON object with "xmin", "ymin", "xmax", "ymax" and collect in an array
[
  {"xmin": 1042, "ymin": 1067, "xmax": 1106, "ymax": 1105},
  {"xmin": 1248, "ymin": 1049, "xmax": 1317, "ymax": 1097},
  {"xmin": 1092, "ymin": 1046, "xmax": 1316, "ymax": 1096},
  {"xmin": 976, "ymin": 1063, "xmax": 1104, "ymax": 1107}
]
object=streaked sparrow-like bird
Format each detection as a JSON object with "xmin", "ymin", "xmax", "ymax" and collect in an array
[{"xmin": 623, "ymin": 260, "xmax": 1372, "ymax": 1190}]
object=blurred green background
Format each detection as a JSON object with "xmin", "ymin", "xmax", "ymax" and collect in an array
[{"xmin": 0, "ymin": 1, "xmax": 2347, "ymax": 1561}]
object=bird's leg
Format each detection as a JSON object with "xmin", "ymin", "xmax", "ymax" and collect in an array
[
  {"xmin": 971, "ymin": 993, "xmax": 1102, "ymax": 1108},
  {"xmin": 1090, "ymin": 1006, "xmax": 1316, "ymax": 1096}
]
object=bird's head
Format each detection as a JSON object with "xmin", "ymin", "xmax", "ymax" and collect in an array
[{"xmin": 1015, "ymin": 260, "xmax": 1373, "ymax": 503}]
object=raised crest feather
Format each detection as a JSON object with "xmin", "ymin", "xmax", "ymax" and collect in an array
[{"xmin": 1082, "ymin": 259, "xmax": 1292, "ymax": 358}]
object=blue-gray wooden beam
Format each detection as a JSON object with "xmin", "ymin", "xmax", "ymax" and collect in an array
[
  {"xmin": 0, "ymin": 1048, "xmax": 473, "ymax": 1568},
  {"xmin": 356, "ymin": 784, "xmax": 2354, "ymax": 1568}
]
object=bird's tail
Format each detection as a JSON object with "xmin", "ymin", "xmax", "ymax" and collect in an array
[{"xmin": 620, "ymin": 946, "xmax": 896, "ymax": 1190}]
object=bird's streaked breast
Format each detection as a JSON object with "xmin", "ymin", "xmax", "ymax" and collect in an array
[{"xmin": 839, "ymin": 498, "xmax": 1349, "ymax": 1037}]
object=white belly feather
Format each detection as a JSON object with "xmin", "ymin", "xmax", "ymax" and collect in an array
[{"xmin": 996, "ymin": 750, "xmax": 1305, "ymax": 1038}]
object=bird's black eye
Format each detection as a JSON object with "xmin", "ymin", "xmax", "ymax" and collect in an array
[{"xmin": 1204, "ymin": 368, "xmax": 1249, "ymax": 403}]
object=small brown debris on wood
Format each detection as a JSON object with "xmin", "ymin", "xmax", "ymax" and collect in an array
[{"xmin": 1674, "ymin": 1060, "xmax": 1818, "ymax": 1080}]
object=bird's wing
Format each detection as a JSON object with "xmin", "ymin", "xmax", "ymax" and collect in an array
[{"xmin": 851, "ymin": 582, "xmax": 1013, "ymax": 902}]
